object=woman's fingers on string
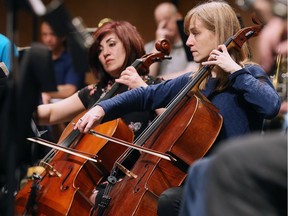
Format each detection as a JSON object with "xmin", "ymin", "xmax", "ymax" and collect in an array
[
  {"xmin": 218, "ymin": 44, "xmax": 227, "ymax": 52},
  {"xmin": 84, "ymin": 121, "xmax": 95, "ymax": 133},
  {"xmin": 207, "ymin": 54, "xmax": 217, "ymax": 61},
  {"xmin": 75, "ymin": 121, "xmax": 83, "ymax": 131},
  {"xmin": 73, "ymin": 116, "xmax": 87, "ymax": 132},
  {"xmin": 76, "ymin": 114, "xmax": 101, "ymax": 133}
]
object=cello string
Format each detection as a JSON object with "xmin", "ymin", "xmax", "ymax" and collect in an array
[
  {"xmin": 41, "ymin": 148, "xmax": 57, "ymax": 163},
  {"xmin": 40, "ymin": 129, "xmax": 82, "ymax": 163}
]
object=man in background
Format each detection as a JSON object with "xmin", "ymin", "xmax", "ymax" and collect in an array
[
  {"xmin": 40, "ymin": 21, "xmax": 85, "ymax": 141},
  {"xmin": 145, "ymin": 2, "xmax": 198, "ymax": 79},
  {"xmin": 40, "ymin": 21, "xmax": 85, "ymax": 104}
]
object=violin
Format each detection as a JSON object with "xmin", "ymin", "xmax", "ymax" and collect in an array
[
  {"xmin": 14, "ymin": 39, "xmax": 172, "ymax": 215},
  {"xmin": 90, "ymin": 23, "xmax": 263, "ymax": 216}
]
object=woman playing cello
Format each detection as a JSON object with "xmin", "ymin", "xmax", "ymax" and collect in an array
[
  {"xmin": 34, "ymin": 20, "xmax": 164, "ymax": 206},
  {"xmin": 37, "ymin": 20, "xmax": 163, "ymax": 138},
  {"xmin": 74, "ymin": 1, "xmax": 280, "ymax": 215}
]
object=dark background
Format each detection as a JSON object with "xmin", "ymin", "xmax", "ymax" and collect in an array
[{"xmin": 0, "ymin": 0, "xmax": 259, "ymax": 70}]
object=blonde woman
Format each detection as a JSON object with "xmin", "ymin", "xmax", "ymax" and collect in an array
[{"xmin": 74, "ymin": 2, "xmax": 280, "ymax": 215}]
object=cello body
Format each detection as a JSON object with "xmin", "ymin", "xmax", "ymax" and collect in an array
[
  {"xmin": 94, "ymin": 93, "xmax": 223, "ymax": 215},
  {"xmin": 15, "ymin": 117, "xmax": 133, "ymax": 215}
]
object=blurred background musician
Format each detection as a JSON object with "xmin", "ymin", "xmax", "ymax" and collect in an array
[
  {"xmin": 145, "ymin": 2, "xmax": 198, "ymax": 80},
  {"xmin": 40, "ymin": 21, "xmax": 85, "ymax": 104},
  {"xmin": 250, "ymin": 0, "xmax": 288, "ymax": 132},
  {"xmin": 39, "ymin": 20, "xmax": 86, "ymax": 141}
]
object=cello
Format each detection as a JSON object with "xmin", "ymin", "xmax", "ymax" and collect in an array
[
  {"xmin": 90, "ymin": 23, "xmax": 263, "ymax": 216},
  {"xmin": 14, "ymin": 40, "xmax": 171, "ymax": 216}
]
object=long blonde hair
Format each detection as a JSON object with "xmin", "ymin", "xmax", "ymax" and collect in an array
[{"xmin": 184, "ymin": 1, "xmax": 252, "ymax": 91}]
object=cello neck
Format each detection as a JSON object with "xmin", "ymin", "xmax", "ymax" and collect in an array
[{"xmin": 91, "ymin": 56, "xmax": 145, "ymax": 107}]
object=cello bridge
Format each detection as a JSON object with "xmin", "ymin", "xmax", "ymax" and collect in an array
[
  {"xmin": 39, "ymin": 161, "xmax": 62, "ymax": 177},
  {"xmin": 115, "ymin": 162, "xmax": 137, "ymax": 179}
]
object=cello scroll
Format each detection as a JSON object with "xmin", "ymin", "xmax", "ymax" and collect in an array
[
  {"xmin": 225, "ymin": 21, "xmax": 263, "ymax": 50},
  {"xmin": 132, "ymin": 39, "xmax": 172, "ymax": 76}
]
